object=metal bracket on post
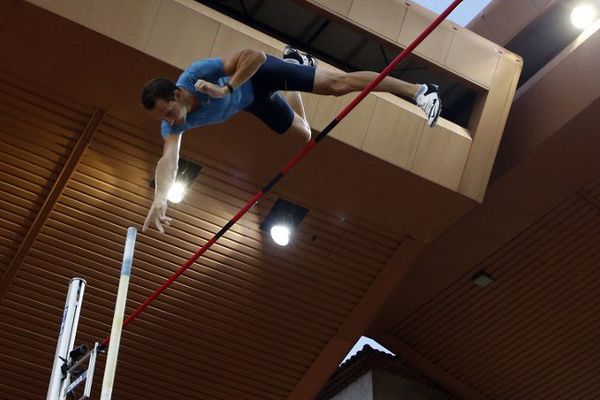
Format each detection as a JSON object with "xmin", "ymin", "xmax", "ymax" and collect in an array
[{"xmin": 63, "ymin": 342, "xmax": 100, "ymax": 400}]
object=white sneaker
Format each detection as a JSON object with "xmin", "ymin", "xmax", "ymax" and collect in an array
[
  {"xmin": 283, "ymin": 46, "xmax": 318, "ymax": 68},
  {"xmin": 415, "ymin": 83, "xmax": 442, "ymax": 128}
]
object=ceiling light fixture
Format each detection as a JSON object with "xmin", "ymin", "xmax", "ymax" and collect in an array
[
  {"xmin": 150, "ymin": 158, "xmax": 202, "ymax": 204},
  {"xmin": 260, "ymin": 198, "xmax": 309, "ymax": 247},
  {"xmin": 472, "ymin": 270, "xmax": 495, "ymax": 288},
  {"xmin": 167, "ymin": 181, "xmax": 186, "ymax": 203},
  {"xmin": 571, "ymin": 3, "xmax": 598, "ymax": 29},
  {"xmin": 270, "ymin": 224, "xmax": 291, "ymax": 246}
]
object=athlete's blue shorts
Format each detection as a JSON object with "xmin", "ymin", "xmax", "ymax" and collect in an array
[{"xmin": 244, "ymin": 55, "xmax": 316, "ymax": 134}]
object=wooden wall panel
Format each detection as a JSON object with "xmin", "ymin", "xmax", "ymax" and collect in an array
[
  {"xmin": 310, "ymin": 0, "xmax": 352, "ymax": 16},
  {"xmin": 446, "ymin": 29, "xmax": 500, "ymax": 88},
  {"xmin": 412, "ymin": 123, "xmax": 472, "ymax": 191},
  {"xmin": 146, "ymin": 0, "xmax": 220, "ymax": 67},
  {"xmin": 348, "ymin": 0, "xmax": 407, "ymax": 41},
  {"xmin": 82, "ymin": 0, "xmax": 161, "ymax": 51},
  {"xmin": 398, "ymin": 6, "xmax": 455, "ymax": 66},
  {"xmin": 25, "ymin": 0, "xmax": 91, "ymax": 24},
  {"xmin": 460, "ymin": 51, "xmax": 522, "ymax": 201},
  {"xmin": 362, "ymin": 96, "xmax": 424, "ymax": 170},
  {"xmin": 312, "ymin": 93, "xmax": 377, "ymax": 148}
]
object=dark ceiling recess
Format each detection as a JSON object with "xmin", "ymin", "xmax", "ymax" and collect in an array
[
  {"xmin": 504, "ymin": 0, "xmax": 586, "ymax": 88},
  {"xmin": 259, "ymin": 198, "xmax": 309, "ymax": 234},
  {"xmin": 196, "ymin": 0, "xmax": 479, "ymax": 128}
]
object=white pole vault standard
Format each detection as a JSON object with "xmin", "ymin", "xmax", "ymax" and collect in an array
[
  {"xmin": 47, "ymin": 278, "xmax": 86, "ymax": 400},
  {"xmin": 100, "ymin": 227, "xmax": 137, "ymax": 400}
]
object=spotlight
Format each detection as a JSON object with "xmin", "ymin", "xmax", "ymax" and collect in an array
[
  {"xmin": 270, "ymin": 224, "xmax": 291, "ymax": 246},
  {"xmin": 260, "ymin": 198, "xmax": 309, "ymax": 246},
  {"xmin": 571, "ymin": 3, "xmax": 597, "ymax": 29},
  {"xmin": 150, "ymin": 158, "xmax": 202, "ymax": 204},
  {"xmin": 167, "ymin": 182, "xmax": 186, "ymax": 203}
]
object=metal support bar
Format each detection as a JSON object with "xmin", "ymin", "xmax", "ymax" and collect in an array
[{"xmin": 83, "ymin": 343, "xmax": 99, "ymax": 399}]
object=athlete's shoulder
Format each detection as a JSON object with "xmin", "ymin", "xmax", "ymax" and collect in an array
[{"xmin": 184, "ymin": 58, "xmax": 224, "ymax": 75}]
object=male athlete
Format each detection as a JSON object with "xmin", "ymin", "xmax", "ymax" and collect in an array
[{"xmin": 141, "ymin": 47, "xmax": 441, "ymax": 232}]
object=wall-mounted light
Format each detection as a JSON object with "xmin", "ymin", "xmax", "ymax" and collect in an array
[
  {"xmin": 571, "ymin": 3, "xmax": 598, "ymax": 29},
  {"xmin": 260, "ymin": 199, "xmax": 309, "ymax": 247},
  {"xmin": 472, "ymin": 270, "xmax": 495, "ymax": 288}
]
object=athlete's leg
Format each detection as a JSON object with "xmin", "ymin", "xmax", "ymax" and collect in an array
[
  {"xmin": 312, "ymin": 69, "xmax": 420, "ymax": 98},
  {"xmin": 274, "ymin": 47, "xmax": 441, "ymax": 127},
  {"xmin": 284, "ymin": 111, "xmax": 311, "ymax": 144},
  {"xmin": 283, "ymin": 91, "xmax": 307, "ymax": 121},
  {"xmin": 243, "ymin": 90, "xmax": 311, "ymax": 141},
  {"xmin": 312, "ymin": 68, "xmax": 442, "ymax": 127}
]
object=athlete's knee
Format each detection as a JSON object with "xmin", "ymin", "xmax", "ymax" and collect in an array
[
  {"xmin": 298, "ymin": 118, "xmax": 311, "ymax": 142},
  {"xmin": 288, "ymin": 115, "xmax": 311, "ymax": 142},
  {"xmin": 315, "ymin": 70, "xmax": 350, "ymax": 96},
  {"xmin": 328, "ymin": 72, "xmax": 352, "ymax": 96}
]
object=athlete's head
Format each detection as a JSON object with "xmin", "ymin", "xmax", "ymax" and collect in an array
[{"xmin": 141, "ymin": 78, "xmax": 187, "ymax": 126}]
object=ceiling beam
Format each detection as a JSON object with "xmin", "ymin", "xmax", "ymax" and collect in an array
[
  {"xmin": 0, "ymin": 108, "xmax": 105, "ymax": 301},
  {"xmin": 248, "ymin": 0, "xmax": 266, "ymax": 16},
  {"xmin": 379, "ymin": 333, "xmax": 486, "ymax": 400},
  {"xmin": 288, "ymin": 238, "xmax": 426, "ymax": 400}
]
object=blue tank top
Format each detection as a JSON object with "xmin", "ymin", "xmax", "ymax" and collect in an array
[{"xmin": 161, "ymin": 58, "xmax": 255, "ymax": 137}]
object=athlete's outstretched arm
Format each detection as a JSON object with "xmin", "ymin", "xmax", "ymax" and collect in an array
[
  {"xmin": 195, "ymin": 49, "xmax": 266, "ymax": 98},
  {"xmin": 143, "ymin": 133, "xmax": 182, "ymax": 233}
]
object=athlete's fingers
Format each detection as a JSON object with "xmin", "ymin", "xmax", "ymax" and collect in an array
[
  {"xmin": 155, "ymin": 215, "xmax": 164, "ymax": 234},
  {"xmin": 142, "ymin": 204, "xmax": 156, "ymax": 232},
  {"xmin": 142, "ymin": 217, "xmax": 150, "ymax": 232}
]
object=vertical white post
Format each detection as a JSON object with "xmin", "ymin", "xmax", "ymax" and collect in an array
[
  {"xmin": 100, "ymin": 227, "xmax": 137, "ymax": 400},
  {"xmin": 47, "ymin": 278, "xmax": 86, "ymax": 400}
]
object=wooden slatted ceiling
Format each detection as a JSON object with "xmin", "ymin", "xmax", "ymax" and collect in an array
[
  {"xmin": 391, "ymin": 179, "xmax": 600, "ymax": 400},
  {"xmin": 0, "ymin": 75, "xmax": 91, "ymax": 276},
  {"xmin": 0, "ymin": 73, "xmax": 405, "ymax": 398}
]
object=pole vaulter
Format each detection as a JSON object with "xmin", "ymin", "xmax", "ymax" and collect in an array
[{"xmin": 102, "ymin": 0, "xmax": 464, "ymax": 350}]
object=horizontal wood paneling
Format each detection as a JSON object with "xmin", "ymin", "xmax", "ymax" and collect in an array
[
  {"xmin": 0, "ymin": 76, "xmax": 403, "ymax": 399},
  {"xmin": 0, "ymin": 73, "xmax": 91, "ymax": 278},
  {"xmin": 392, "ymin": 191, "xmax": 600, "ymax": 399}
]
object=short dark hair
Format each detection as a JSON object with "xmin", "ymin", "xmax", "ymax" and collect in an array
[{"xmin": 140, "ymin": 78, "xmax": 178, "ymax": 110}]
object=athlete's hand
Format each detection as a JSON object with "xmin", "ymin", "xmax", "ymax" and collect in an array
[
  {"xmin": 143, "ymin": 198, "xmax": 172, "ymax": 234},
  {"xmin": 194, "ymin": 79, "xmax": 227, "ymax": 99}
]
